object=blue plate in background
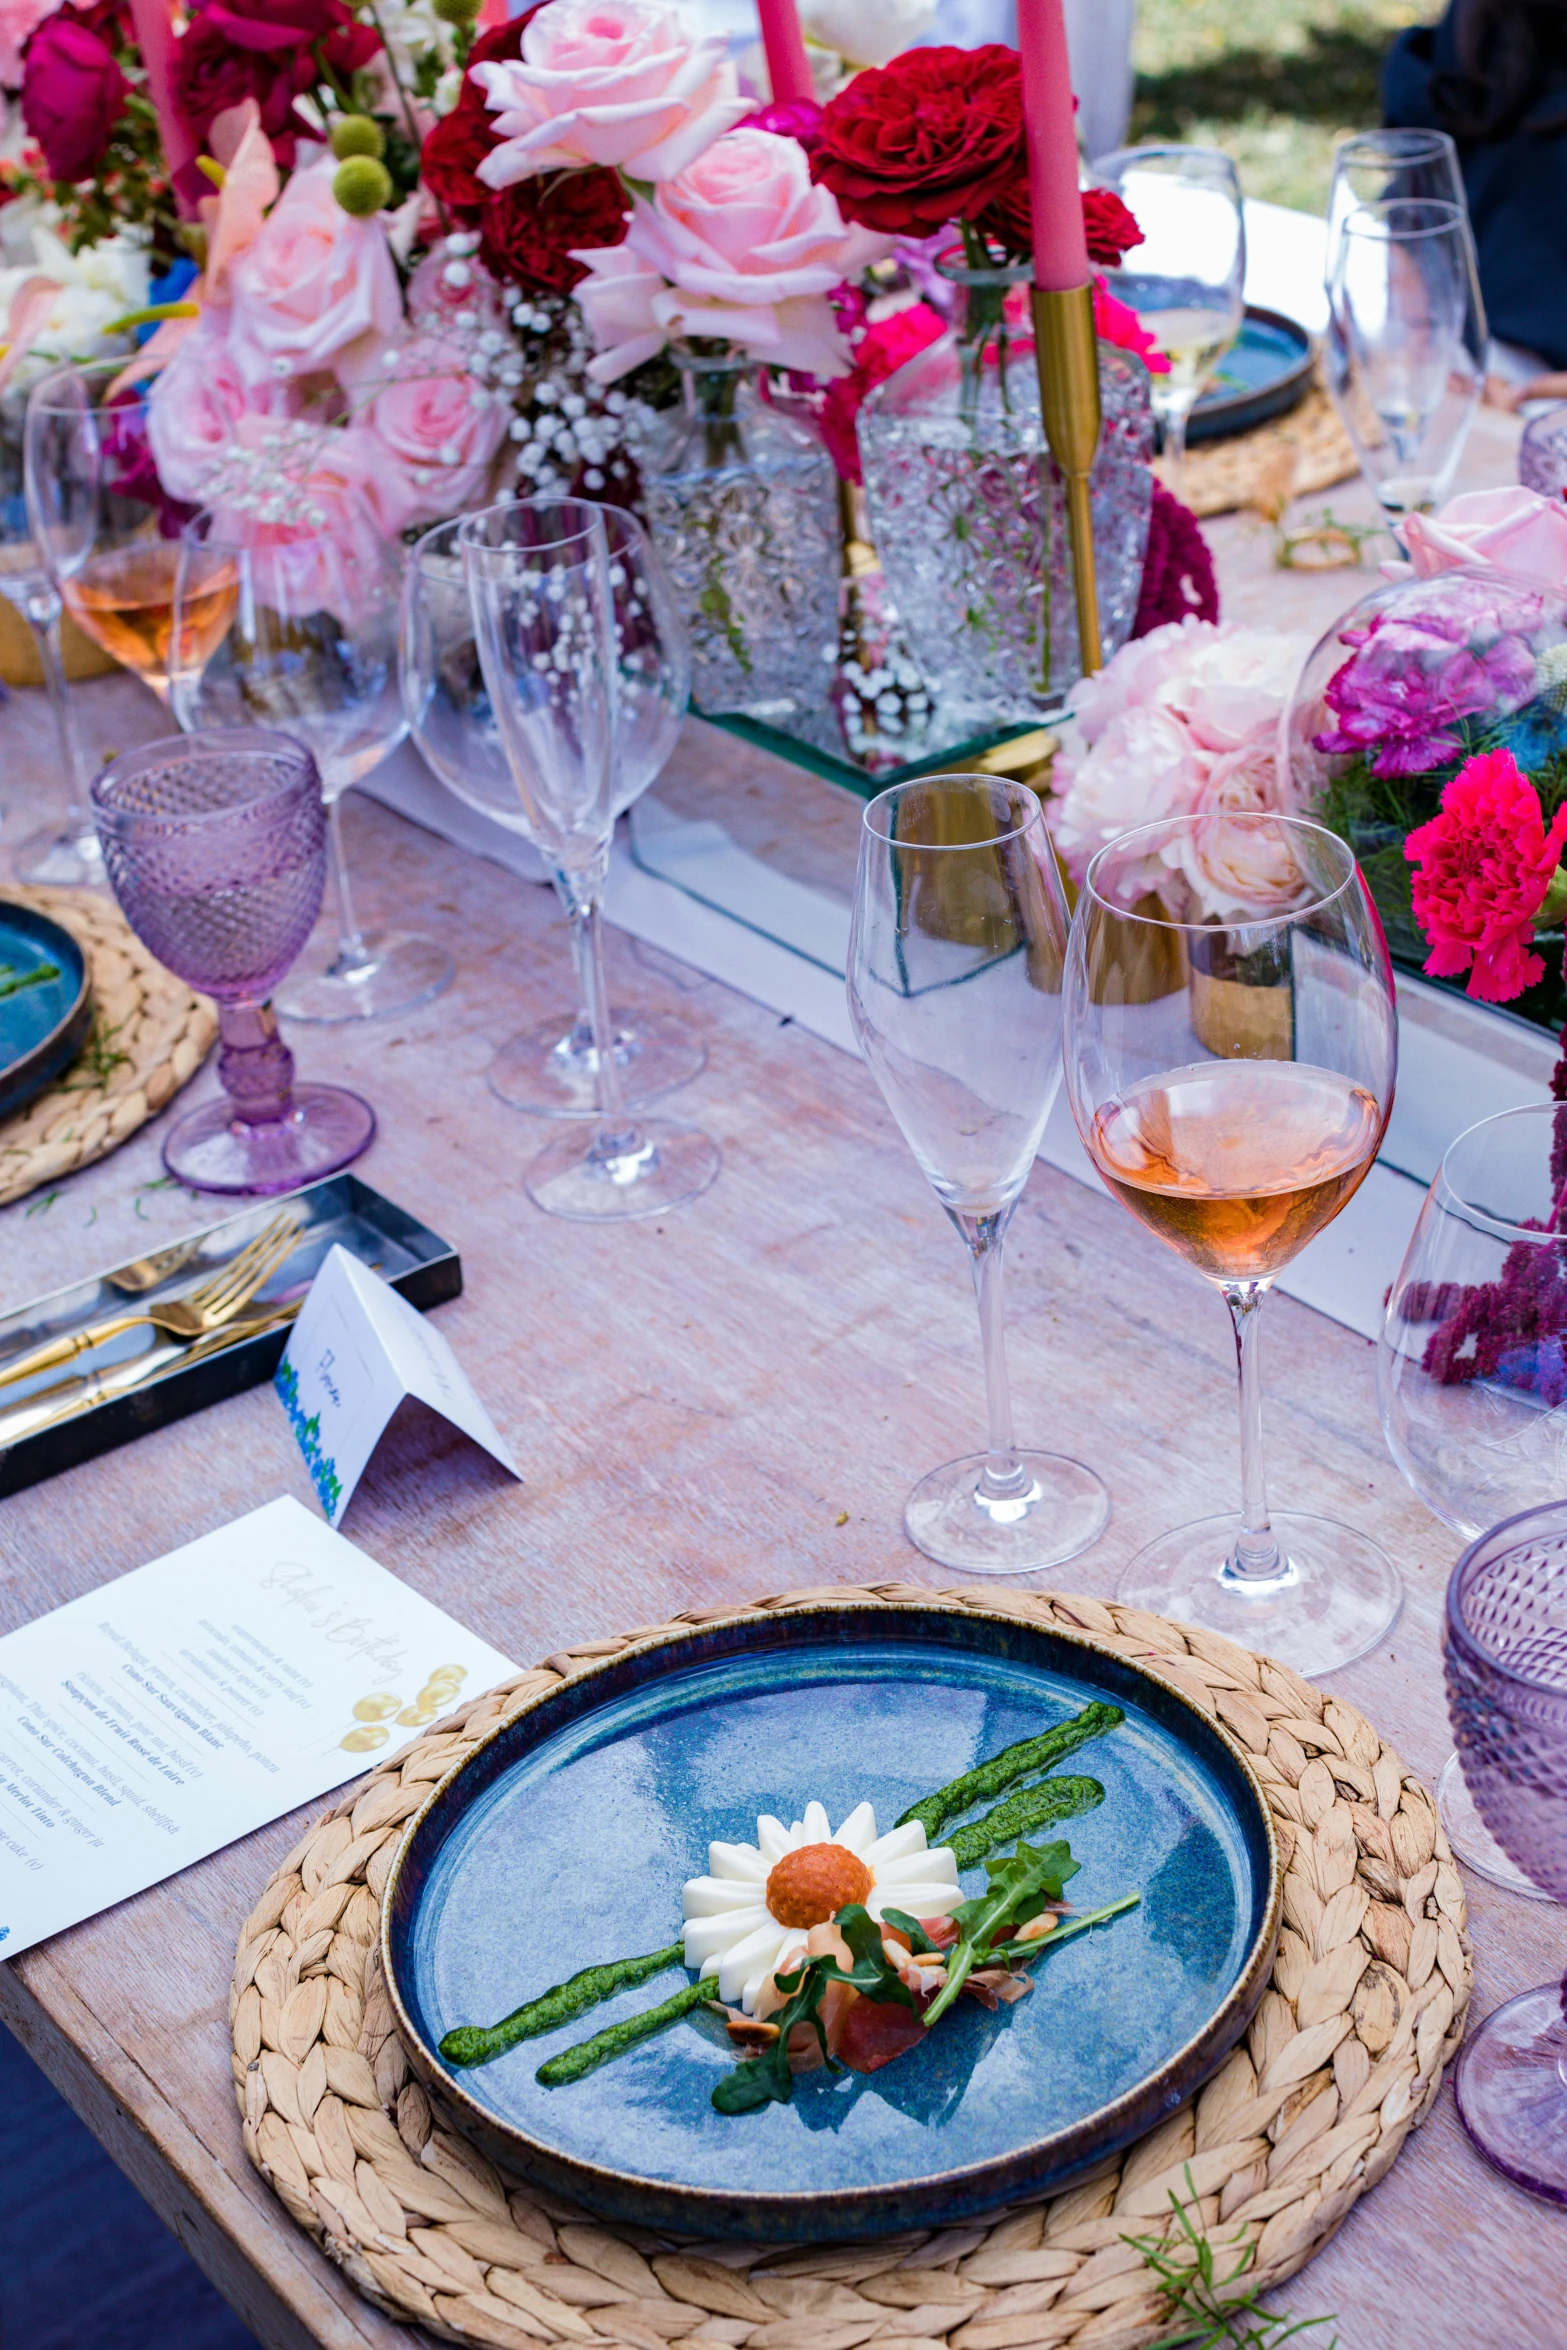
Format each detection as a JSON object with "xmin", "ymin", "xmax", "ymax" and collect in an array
[
  {"xmin": 385, "ymin": 1603, "xmax": 1281, "ymax": 2240},
  {"xmin": 0, "ymin": 900, "xmax": 91, "ymax": 1122},
  {"xmin": 1187, "ymin": 305, "xmax": 1315, "ymax": 445}
]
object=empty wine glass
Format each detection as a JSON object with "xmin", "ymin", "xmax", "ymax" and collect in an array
[
  {"xmin": 1090, "ymin": 144, "xmax": 1246, "ymax": 503},
  {"xmin": 173, "ymin": 503, "xmax": 452, "ymax": 1024},
  {"xmin": 1325, "ymin": 128, "xmax": 1466, "ymax": 285},
  {"xmin": 461, "ymin": 498, "xmax": 719, "ymax": 1220},
  {"xmin": 1063, "ymin": 811, "xmax": 1400, "ymax": 1675},
  {"xmin": 25, "ymin": 356, "xmax": 206, "ymax": 709},
  {"xmin": 403, "ymin": 509, "xmax": 704, "ymax": 1115},
  {"xmin": 1327, "ymin": 199, "xmax": 1486, "ymax": 524},
  {"xmin": 847, "ymin": 773, "xmax": 1109, "ymax": 1573},
  {"xmin": 91, "ymin": 729, "xmax": 375, "ymax": 1194},
  {"xmin": 1446, "ymin": 1501, "xmax": 1567, "ymax": 2203},
  {"xmin": 1380, "ymin": 1103, "xmax": 1567, "ymax": 1898},
  {"xmin": 1, "ymin": 398, "xmax": 99, "ymax": 886}
]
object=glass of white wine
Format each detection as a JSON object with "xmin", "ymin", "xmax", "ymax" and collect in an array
[
  {"xmin": 1089, "ymin": 144, "xmax": 1246, "ymax": 503},
  {"xmin": 1062, "ymin": 811, "xmax": 1401, "ymax": 1676}
]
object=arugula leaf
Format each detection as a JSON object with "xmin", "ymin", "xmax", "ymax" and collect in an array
[
  {"xmin": 879, "ymin": 1908, "xmax": 939, "ymax": 1956},
  {"xmin": 925, "ymin": 1839, "xmax": 1082, "ymax": 2027},
  {"xmin": 711, "ymin": 1958, "xmax": 829, "ymax": 2114}
]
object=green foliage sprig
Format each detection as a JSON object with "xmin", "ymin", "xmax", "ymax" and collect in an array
[{"xmin": 1126, "ymin": 2167, "xmax": 1338, "ymax": 2350}]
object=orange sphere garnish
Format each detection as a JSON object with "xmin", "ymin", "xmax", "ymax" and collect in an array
[{"xmin": 765, "ymin": 1842, "xmax": 873, "ymax": 1929}]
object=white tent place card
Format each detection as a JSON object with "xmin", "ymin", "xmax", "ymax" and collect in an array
[
  {"xmin": 275, "ymin": 1244, "xmax": 518, "ymax": 1526},
  {"xmin": 0, "ymin": 1495, "xmax": 517, "ymax": 1960}
]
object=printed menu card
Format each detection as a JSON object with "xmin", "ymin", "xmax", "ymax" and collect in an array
[{"xmin": 0, "ymin": 1495, "xmax": 516, "ymax": 1959}]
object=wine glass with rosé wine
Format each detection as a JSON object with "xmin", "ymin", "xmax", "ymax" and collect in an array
[{"xmin": 1063, "ymin": 810, "xmax": 1400, "ymax": 1676}]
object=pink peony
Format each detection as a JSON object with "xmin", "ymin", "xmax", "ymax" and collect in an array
[
  {"xmin": 359, "ymin": 338, "xmax": 510, "ymax": 534},
  {"xmin": 1405, "ymin": 747, "xmax": 1567, "ymax": 1002},
  {"xmin": 1395, "ymin": 487, "xmax": 1567, "ymax": 593},
  {"xmin": 473, "ymin": 0, "xmax": 750, "ymax": 186},
  {"xmin": 572, "ymin": 126, "xmax": 880, "ymax": 381},
  {"xmin": 1312, "ymin": 604, "xmax": 1540, "ymax": 779},
  {"xmin": 227, "ymin": 156, "xmax": 403, "ymax": 391},
  {"xmin": 0, "ymin": 0, "xmax": 61, "ymax": 86}
]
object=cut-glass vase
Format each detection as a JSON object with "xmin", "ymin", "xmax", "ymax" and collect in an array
[{"xmin": 858, "ymin": 258, "xmax": 1155, "ymax": 727}]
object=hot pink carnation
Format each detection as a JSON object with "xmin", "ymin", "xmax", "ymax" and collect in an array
[
  {"xmin": 1405, "ymin": 747, "xmax": 1567, "ymax": 1003},
  {"xmin": 817, "ymin": 300, "xmax": 945, "ymax": 481}
]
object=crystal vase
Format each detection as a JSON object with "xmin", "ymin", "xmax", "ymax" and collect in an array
[
  {"xmin": 858, "ymin": 258, "xmax": 1154, "ymax": 727},
  {"xmin": 639, "ymin": 351, "xmax": 841, "ymax": 738}
]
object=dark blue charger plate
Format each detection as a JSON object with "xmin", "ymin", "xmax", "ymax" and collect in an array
[
  {"xmin": 384, "ymin": 1603, "xmax": 1281, "ymax": 2241},
  {"xmin": 1187, "ymin": 305, "xmax": 1314, "ymax": 445},
  {"xmin": 0, "ymin": 899, "xmax": 91, "ymax": 1122}
]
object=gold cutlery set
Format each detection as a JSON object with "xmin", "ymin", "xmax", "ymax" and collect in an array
[{"xmin": 0, "ymin": 1208, "xmax": 306, "ymax": 1446}]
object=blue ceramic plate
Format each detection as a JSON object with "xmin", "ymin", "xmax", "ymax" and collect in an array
[
  {"xmin": 1188, "ymin": 306, "xmax": 1314, "ymax": 445},
  {"xmin": 384, "ymin": 1603, "xmax": 1280, "ymax": 2239},
  {"xmin": 0, "ymin": 900, "xmax": 91, "ymax": 1123}
]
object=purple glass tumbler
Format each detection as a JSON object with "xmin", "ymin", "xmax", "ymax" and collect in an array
[
  {"xmin": 1445, "ymin": 1500, "xmax": 1567, "ymax": 2204},
  {"xmin": 91, "ymin": 730, "xmax": 376, "ymax": 1194}
]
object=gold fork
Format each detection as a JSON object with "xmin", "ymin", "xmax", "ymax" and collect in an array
[
  {"xmin": 0, "ymin": 1207, "xmax": 303, "ymax": 1390},
  {"xmin": 105, "ymin": 1237, "xmax": 203, "ymax": 1295}
]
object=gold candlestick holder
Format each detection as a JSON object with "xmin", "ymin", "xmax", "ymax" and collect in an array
[{"xmin": 1030, "ymin": 282, "xmax": 1103, "ymax": 677}]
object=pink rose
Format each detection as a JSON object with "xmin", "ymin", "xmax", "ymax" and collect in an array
[
  {"xmin": 208, "ymin": 425, "xmax": 399, "ymax": 625},
  {"xmin": 572, "ymin": 127, "xmax": 879, "ymax": 380},
  {"xmin": 360, "ymin": 337, "xmax": 510, "ymax": 534},
  {"xmin": 1157, "ymin": 733, "xmax": 1306, "ymax": 921},
  {"xmin": 228, "ymin": 156, "xmax": 403, "ymax": 390},
  {"xmin": 0, "ymin": 0, "xmax": 61, "ymax": 86},
  {"xmin": 1396, "ymin": 487, "xmax": 1567, "ymax": 592},
  {"xmin": 473, "ymin": 0, "xmax": 749, "ymax": 186},
  {"xmin": 147, "ymin": 317, "xmax": 281, "ymax": 505}
]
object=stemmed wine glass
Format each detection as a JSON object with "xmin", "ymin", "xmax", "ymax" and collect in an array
[
  {"xmin": 846, "ymin": 773, "xmax": 1109, "ymax": 1573},
  {"xmin": 25, "ymin": 356, "xmax": 209, "ymax": 710},
  {"xmin": 460, "ymin": 498, "xmax": 720, "ymax": 1220},
  {"xmin": 1325, "ymin": 128, "xmax": 1466, "ymax": 284},
  {"xmin": 1326, "ymin": 199, "xmax": 1485, "ymax": 525},
  {"xmin": 1063, "ymin": 811, "xmax": 1400, "ymax": 1675},
  {"xmin": 402, "ymin": 509, "xmax": 705, "ymax": 1115},
  {"xmin": 1446, "ymin": 1501, "xmax": 1567, "ymax": 2204},
  {"xmin": 1, "ymin": 396, "xmax": 99, "ymax": 885},
  {"xmin": 173, "ymin": 503, "xmax": 452, "ymax": 1024},
  {"xmin": 1379, "ymin": 1103, "xmax": 1567, "ymax": 1898},
  {"xmin": 91, "ymin": 729, "xmax": 375, "ymax": 1193},
  {"xmin": 1089, "ymin": 144, "xmax": 1246, "ymax": 503}
]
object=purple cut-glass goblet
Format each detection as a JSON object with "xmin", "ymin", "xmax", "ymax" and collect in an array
[
  {"xmin": 1446, "ymin": 1500, "xmax": 1567, "ymax": 2204},
  {"xmin": 91, "ymin": 730, "xmax": 376, "ymax": 1195}
]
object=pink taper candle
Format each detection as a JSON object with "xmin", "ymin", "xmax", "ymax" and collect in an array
[
  {"xmin": 128, "ymin": 0, "xmax": 199, "ymax": 212},
  {"xmin": 756, "ymin": 0, "xmax": 815, "ymax": 108},
  {"xmin": 1015, "ymin": 0, "xmax": 1088, "ymax": 291}
]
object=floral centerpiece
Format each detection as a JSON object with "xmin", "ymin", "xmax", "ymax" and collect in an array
[{"xmin": 1283, "ymin": 486, "xmax": 1567, "ymax": 1033}]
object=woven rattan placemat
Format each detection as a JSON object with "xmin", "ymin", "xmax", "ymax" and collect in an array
[
  {"xmin": 0, "ymin": 887, "xmax": 217, "ymax": 1208},
  {"xmin": 231, "ymin": 1584, "xmax": 1468, "ymax": 2348},
  {"xmin": 1163, "ymin": 384, "xmax": 1360, "ymax": 521}
]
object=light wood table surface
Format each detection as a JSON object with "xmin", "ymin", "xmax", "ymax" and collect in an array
[{"xmin": 1, "ymin": 405, "xmax": 1561, "ymax": 2350}]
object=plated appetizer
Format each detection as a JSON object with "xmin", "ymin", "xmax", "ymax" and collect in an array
[{"xmin": 439, "ymin": 1700, "xmax": 1141, "ymax": 2115}]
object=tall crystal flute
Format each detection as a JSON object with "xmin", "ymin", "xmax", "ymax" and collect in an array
[
  {"xmin": 402, "ymin": 509, "xmax": 704, "ymax": 1116},
  {"xmin": 2, "ymin": 393, "xmax": 98, "ymax": 885},
  {"xmin": 846, "ymin": 773, "xmax": 1109, "ymax": 1574},
  {"xmin": 1063, "ymin": 810, "xmax": 1400, "ymax": 1675},
  {"xmin": 460, "ymin": 498, "xmax": 720, "ymax": 1221}
]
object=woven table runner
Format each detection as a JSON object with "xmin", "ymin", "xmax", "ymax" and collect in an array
[
  {"xmin": 231, "ymin": 1584, "xmax": 1469, "ymax": 2350},
  {"xmin": 0, "ymin": 887, "xmax": 217, "ymax": 1208}
]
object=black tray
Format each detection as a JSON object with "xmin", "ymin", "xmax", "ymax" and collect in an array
[{"xmin": 0, "ymin": 1175, "xmax": 460, "ymax": 1498}]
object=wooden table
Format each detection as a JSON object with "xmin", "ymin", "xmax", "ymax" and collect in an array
[{"xmin": 2, "ymin": 411, "xmax": 1562, "ymax": 2350}]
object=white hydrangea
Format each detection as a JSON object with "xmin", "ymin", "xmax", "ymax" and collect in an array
[{"xmin": 0, "ymin": 218, "xmax": 148, "ymax": 396}]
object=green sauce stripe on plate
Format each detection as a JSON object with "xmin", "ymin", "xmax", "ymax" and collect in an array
[
  {"xmin": 896, "ymin": 1701, "xmax": 1124, "ymax": 1840},
  {"xmin": 948, "ymin": 1774, "xmax": 1104, "ymax": 1870},
  {"xmin": 536, "ymin": 1978, "xmax": 713, "ymax": 2087},
  {"xmin": 439, "ymin": 1942, "xmax": 685, "ymax": 2068}
]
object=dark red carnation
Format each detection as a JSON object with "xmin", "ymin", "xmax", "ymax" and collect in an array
[
  {"xmin": 174, "ymin": 0, "xmax": 378, "ymax": 166},
  {"xmin": 812, "ymin": 45, "xmax": 1025, "ymax": 241},
  {"xmin": 478, "ymin": 164, "xmax": 627, "ymax": 296},
  {"xmin": 22, "ymin": 11, "xmax": 127, "ymax": 183},
  {"xmin": 421, "ymin": 101, "xmax": 493, "ymax": 215}
]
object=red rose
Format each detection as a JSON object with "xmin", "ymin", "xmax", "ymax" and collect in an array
[
  {"xmin": 422, "ymin": 101, "xmax": 493, "ymax": 215},
  {"xmin": 479, "ymin": 165, "xmax": 627, "ymax": 296},
  {"xmin": 975, "ymin": 178, "xmax": 1144, "ymax": 267},
  {"xmin": 21, "ymin": 11, "xmax": 127, "ymax": 183},
  {"xmin": 812, "ymin": 45, "xmax": 1025, "ymax": 241},
  {"xmin": 174, "ymin": 0, "xmax": 378, "ymax": 165}
]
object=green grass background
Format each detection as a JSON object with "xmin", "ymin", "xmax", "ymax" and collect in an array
[{"xmin": 1131, "ymin": 0, "xmax": 1442, "ymax": 210}]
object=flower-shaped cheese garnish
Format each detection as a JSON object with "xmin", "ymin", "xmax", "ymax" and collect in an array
[{"xmin": 681, "ymin": 1801, "xmax": 961, "ymax": 2015}]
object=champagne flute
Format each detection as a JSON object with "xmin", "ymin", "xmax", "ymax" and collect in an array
[
  {"xmin": 1063, "ymin": 811, "xmax": 1400, "ymax": 1674},
  {"xmin": 0, "ymin": 402, "xmax": 99, "ymax": 886},
  {"xmin": 847, "ymin": 773, "xmax": 1109, "ymax": 1573},
  {"xmin": 24, "ymin": 356, "xmax": 214, "ymax": 707},
  {"xmin": 173, "ymin": 503, "xmax": 452, "ymax": 1024},
  {"xmin": 1327, "ymin": 199, "xmax": 1485, "ymax": 524},
  {"xmin": 402, "ymin": 509, "xmax": 705, "ymax": 1115},
  {"xmin": 461, "ymin": 497, "xmax": 720, "ymax": 1220},
  {"xmin": 1090, "ymin": 144, "xmax": 1246, "ymax": 503},
  {"xmin": 1325, "ymin": 128, "xmax": 1466, "ymax": 287}
]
